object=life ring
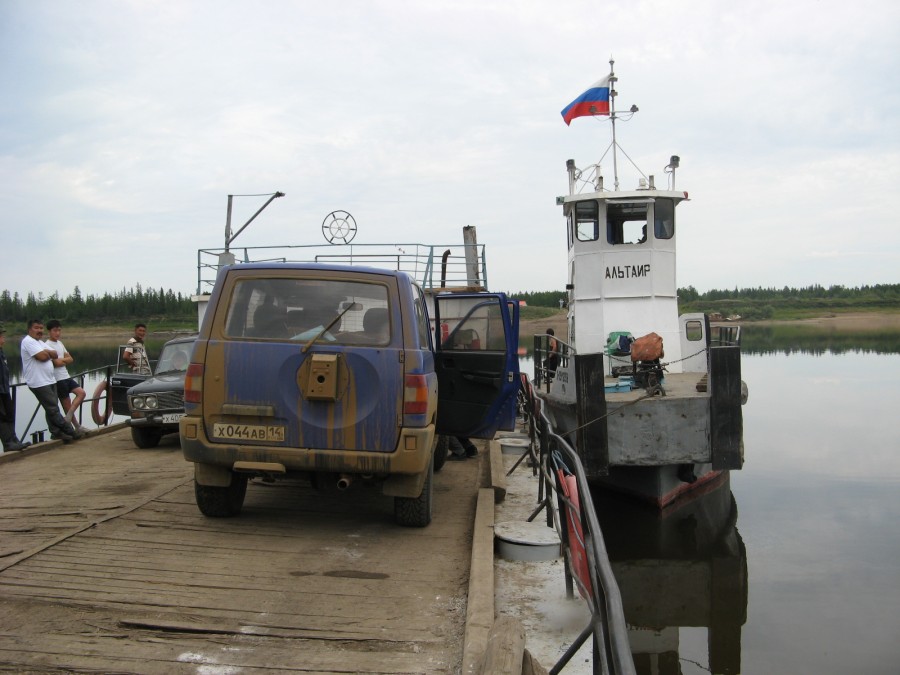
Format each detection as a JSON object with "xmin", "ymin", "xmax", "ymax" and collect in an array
[
  {"xmin": 91, "ymin": 381, "xmax": 112, "ymax": 425},
  {"xmin": 558, "ymin": 469, "xmax": 592, "ymax": 599}
]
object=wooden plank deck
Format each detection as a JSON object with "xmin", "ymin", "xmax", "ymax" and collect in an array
[{"xmin": 0, "ymin": 428, "xmax": 486, "ymax": 673}]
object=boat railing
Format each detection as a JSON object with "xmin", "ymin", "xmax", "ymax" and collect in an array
[
  {"xmin": 195, "ymin": 242, "xmax": 488, "ymax": 296},
  {"xmin": 533, "ymin": 333, "xmax": 574, "ymax": 391},
  {"xmin": 710, "ymin": 323, "xmax": 741, "ymax": 348},
  {"xmin": 522, "ymin": 380, "xmax": 634, "ymax": 674},
  {"xmin": 9, "ymin": 364, "xmax": 121, "ymax": 446}
]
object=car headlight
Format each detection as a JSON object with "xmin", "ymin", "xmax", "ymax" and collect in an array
[
  {"xmin": 146, "ymin": 395, "xmax": 159, "ymax": 409},
  {"xmin": 130, "ymin": 396, "xmax": 145, "ymax": 410}
]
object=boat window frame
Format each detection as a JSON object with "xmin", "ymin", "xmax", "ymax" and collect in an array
[
  {"xmin": 654, "ymin": 197, "xmax": 676, "ymax": 240},
  {"xmin": 573, "ymin": 200, "xmax": 600, "ymax": 242},
  {"xmin": 685, "ymin": 319, "xmax": 704, "ymax": 342},
  {"xmin": 605, "ymin": 198, "xmax": 653, "ymax": 246}
]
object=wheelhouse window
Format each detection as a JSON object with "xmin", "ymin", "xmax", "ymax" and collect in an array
[
  {"xmin": 654, "ymin": 198, "xmax": 675, "ymax": 240},
  {"xmin": 574, "ymin": 200, "xmax": 600, "ymax": 241},
  {"xmin": 607, "ymin": 201, "xmax": 649, "ymax": 245}
]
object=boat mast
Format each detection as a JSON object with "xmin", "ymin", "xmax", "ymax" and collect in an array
[{"xmin": 608, "ymin": 58, "xmax": 620, "ymax": 191}]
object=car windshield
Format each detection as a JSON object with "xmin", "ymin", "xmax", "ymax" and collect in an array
[{"xmin": 155, "ymin": 343, "xmax": 192, "ymax": 374}]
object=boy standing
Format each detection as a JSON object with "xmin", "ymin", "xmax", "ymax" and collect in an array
[{"xmin": 45, "ymin": 320, "xmax": 88, "ymax": 433}]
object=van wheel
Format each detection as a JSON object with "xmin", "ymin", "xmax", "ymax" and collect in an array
[
  {"xmin": 131, "ymin": 426, "xmax": 162, "ymax": 449},
  {"xmin": 195, "ymin": 473, "xmax": 248, "ymax": 517},
  {"xmin": 433, "ymin": 435, "xmax": 449, "ymax": 473},
  {"xmin": 394, "ymin": 459, "xmax": 433, "ymax": 528}
]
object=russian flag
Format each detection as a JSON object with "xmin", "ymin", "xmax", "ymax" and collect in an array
[{"xmin": 560, "ymin": 76, "xmax": 612, "ymax": 126}]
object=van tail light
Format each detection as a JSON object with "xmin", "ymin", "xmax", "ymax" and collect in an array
[
  {"xmin": 404, "ymin": 374, "xmax": 428, "ymax": 415},
  {"xmin": 184, "ymin": 363, "xmax": 204, "ymax": 404}
]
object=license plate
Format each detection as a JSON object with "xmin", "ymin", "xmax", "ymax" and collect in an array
[
  {"xmin": 213, "ymin": 423, "xmax": 285, "ymax": 442},
  {"xmin": 162, "ymin": 413, "xmax": 184, "ymax": 424}
]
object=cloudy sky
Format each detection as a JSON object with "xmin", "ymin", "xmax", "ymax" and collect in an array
[{"xmin": 2, "ymin": 0, "xmax": 898, "ymax": 303}]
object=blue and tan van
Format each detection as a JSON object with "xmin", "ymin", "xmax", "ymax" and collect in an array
[{"xmin": 180, "ymin": 262, "xmax": 519, "ymax": 526}]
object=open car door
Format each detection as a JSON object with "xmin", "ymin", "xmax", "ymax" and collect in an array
[{"xmin": 434, "ymin": 293, "xmax": 520, "ymax": 438}]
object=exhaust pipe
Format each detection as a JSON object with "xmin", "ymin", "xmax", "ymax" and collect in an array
[{"xmin": 336, "ymin": 474, "xmax": 353, "ymax": 490}]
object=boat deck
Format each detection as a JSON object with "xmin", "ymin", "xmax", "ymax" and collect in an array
[{"xmin": 604, "ymin": 371, "xmax": 708, "ymax": 402}]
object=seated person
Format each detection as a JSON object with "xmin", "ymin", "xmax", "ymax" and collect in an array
[
  {"xmin": 252, "ymin": 303, "xmax": 288, "ymax": 338},
  {"xmin": 362, "ymin": 308, "xmax": 390, "ymax": 344}
]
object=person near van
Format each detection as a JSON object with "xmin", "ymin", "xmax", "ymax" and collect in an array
[
  {"xmin": 544, "ymin": 327, "xmax": 560, "ymax": 379},
  {"xmin": 0, "ymin": 324, "xmax": 32, "ymax": 452},
  {"xmin": 45, "ymin": 319, "xmax": 88, "ymax": 433},
  {"xmin": 447, "ymin": 436, "xmax": 478, "ymax": 461},
  {"xmin": 20, "ymin": 319, "xmax": 83, "ymax": 443},
  {"xmin": 124, "ymin": 323, "xmax": 151, "ymax": 374}
]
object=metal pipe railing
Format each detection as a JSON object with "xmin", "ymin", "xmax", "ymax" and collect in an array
[
  {"xmin": 520, "ymin": 379, "xmax": 635, "ymax": 675},
  {"xmin": 195, "ymin": 242, "xmax": 488, "ymax": 295},
  {"xmin": 10, "ymin": 364, "xmax": 121, "ymax": 444}
]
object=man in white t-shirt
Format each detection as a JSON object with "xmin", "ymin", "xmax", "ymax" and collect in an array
[{"xmin": 20, "ymin": 319, "xmax": 82, "ymax": 443}]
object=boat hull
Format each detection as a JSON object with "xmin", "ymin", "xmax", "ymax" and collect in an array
[{"xmin": 536, "ymin": 362, "xmax": 742, "ymax": 507}]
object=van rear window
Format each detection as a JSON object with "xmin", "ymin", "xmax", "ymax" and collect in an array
[{"xmin": 224, "ymin": 278, "xmax": 391, "ymax": 345}]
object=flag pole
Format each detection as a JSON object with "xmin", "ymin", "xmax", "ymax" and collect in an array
[{"xmin": 608, "ymin": 57, "xmax": 619, "ymax": 191}]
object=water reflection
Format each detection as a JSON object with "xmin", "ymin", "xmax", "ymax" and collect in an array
[
  {"xmin": 592, "ymin": 477, "xmax": 747, "ymax": 675},
  {"xmin": 720, "ymin": 325, "xmax": 897, "ymax": 356}
]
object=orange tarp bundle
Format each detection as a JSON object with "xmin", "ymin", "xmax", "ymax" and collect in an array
[{"xmin": 630, "ymin": 332, "xmax": 664, "ymax": 362}]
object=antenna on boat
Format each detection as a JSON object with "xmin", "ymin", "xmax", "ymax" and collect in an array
[
  {"xmin": 600, "ymin": 58, "xmax": 640, "ymax": 191},
  {"xmin": 608, "ymin": 58, "xmax": 620, "ymax": 190}
]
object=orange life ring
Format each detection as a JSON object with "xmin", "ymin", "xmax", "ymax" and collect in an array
[
  {"xmin": 558, "ymin": 470, "xmax": 592, "ymax": 599},
  {"xmin": 91, "ymin": 381, "xmax": 112, "ymax": 425}
]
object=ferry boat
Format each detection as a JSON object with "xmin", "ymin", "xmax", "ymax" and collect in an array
[{"xmin": 534, "ymin": 61, "xmax": 747, "ymax": 507}]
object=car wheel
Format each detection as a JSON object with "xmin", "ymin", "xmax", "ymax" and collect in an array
[
  {"xmin": 394, "ymin": 457, "xmax": 433, "ymax": 528},
  {"xmin": 433, "ymin": 434, "xmax": 449, "ymax": 473},
  {"xmin": 194, "ymin": 473, "xmax": 248, "ymax": 517},
  {"xmin": 131, "ymin": 426, "xmax": 163, "ymax": 449}
]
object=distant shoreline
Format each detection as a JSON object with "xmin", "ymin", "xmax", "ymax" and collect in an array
[
  {"xmin": 5, "ymin": 309, "xmax": 898, "ymax": 341},
  {"xmin": 518, "ymin": 309, "xmax": 900, "ymax": 339}
]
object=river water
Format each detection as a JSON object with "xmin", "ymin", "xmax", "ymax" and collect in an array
[
  {"xmin": 4, "ymin": 330, "xmax": 899, "ymax": 672},
  {"xmin": 523, "ymin": 328, "xmax": 900, "ymax": 674}
]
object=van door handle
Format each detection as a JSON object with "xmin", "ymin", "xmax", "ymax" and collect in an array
[{"xmin": 461, "ymin": 371, "xmax": 500, "ymax": 387}]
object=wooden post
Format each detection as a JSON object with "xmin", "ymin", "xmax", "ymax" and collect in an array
[
  {"xmin": 710, "ymin": 345, "xmax": 743, "ymax": 470},
  {"xmin": 575, "ymin": 353, "xmax": 608, "ymax": 478}
]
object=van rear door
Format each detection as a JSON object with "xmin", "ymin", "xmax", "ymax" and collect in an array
[
  {"xmin": 202, "ymin": 268, "xmax": 404, "ymax": 453},
  {"xmin": 434, "ymin": 293, "xmax": 520, "ymax": 438}
]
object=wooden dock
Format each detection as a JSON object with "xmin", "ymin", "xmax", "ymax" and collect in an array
[{"xmin": 0, "ymin": 428, "xmax": 489, "ymax": 673}]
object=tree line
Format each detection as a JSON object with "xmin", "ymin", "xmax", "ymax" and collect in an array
[
  {"xmin": 510, "ymin": 283, "xmax": 900, "ymax": 319},
  {"xmin": 2, "ymin": 282, "xmax": 897, "ymax": 329},
  {"xmin": 0, "ymin": 285, "xmax": 196, "ymax": 328}
]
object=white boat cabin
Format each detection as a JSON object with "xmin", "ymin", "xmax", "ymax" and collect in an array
[{"xmin": 559, "ymin": 162, "xmax": 705, "ymax": 375}]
